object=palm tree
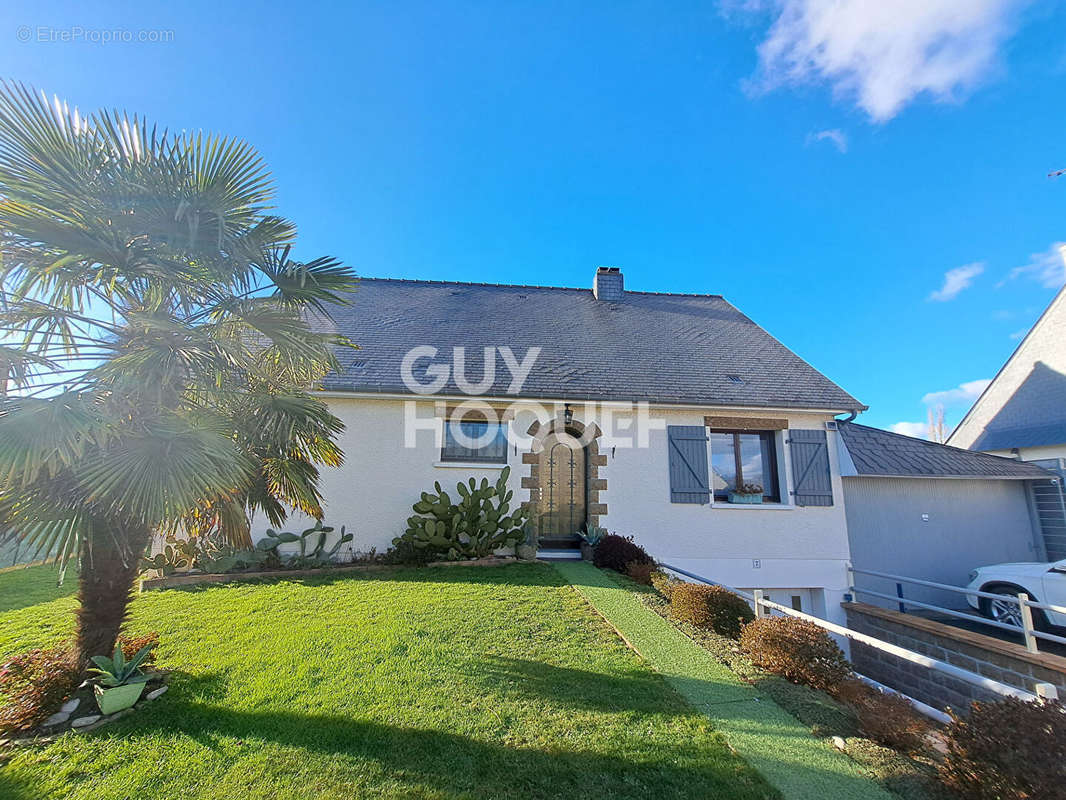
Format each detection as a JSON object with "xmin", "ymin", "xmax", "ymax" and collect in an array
[{"xmin": 0, "ymin": 83, "xmax": 357, "ymax": 667}]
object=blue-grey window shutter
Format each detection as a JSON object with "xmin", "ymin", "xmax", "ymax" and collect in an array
[
  {"xmin": 788, "ymin": 429, "xmax": 833, "ymax": 506},
  {"xmin": 668, "ymin": 425, "xmax": 710, "ymax": 504}
]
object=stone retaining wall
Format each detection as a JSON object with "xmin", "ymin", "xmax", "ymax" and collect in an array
[{"xmin": 843, "ymin": 602, "xmax": 1066, "ymax": 711}]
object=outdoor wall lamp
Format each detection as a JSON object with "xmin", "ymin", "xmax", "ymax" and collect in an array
[{"xmin": 564, "ymin": 403, "xmax": 573, "ymax": 426}]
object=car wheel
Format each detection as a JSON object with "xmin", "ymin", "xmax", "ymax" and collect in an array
[{"xmin": 979, "ymin": 585, "xmax": 1049, "ymax": 631}]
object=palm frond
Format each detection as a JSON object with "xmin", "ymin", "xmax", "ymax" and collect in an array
[
  {"xmin": 0, "ymin": 393, "xmax": 114, "ymax": 484},
  {"xmin": 0, "ymin": 84, "xmax": 353, "ymax": 580},
  {"xmin": 256, "ymin": 246, "xmax": 358, "ymax": 314},
  {"xmin": 73, "ymin": 413, "xmax": 255, "ymax": 526}
]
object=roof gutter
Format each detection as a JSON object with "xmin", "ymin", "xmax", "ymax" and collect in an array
[{"xmin": 313, "ymin": 388, "xmax": 861, "ymax": 416}]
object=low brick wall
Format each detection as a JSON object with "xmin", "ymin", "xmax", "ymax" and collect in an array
[{"xmin": 843, "ymin": 602, "xmax": 1066, "ymax": 712}]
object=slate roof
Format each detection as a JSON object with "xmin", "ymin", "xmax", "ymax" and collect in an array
[
  {"xmin": 839, "ymin": 423, "xmax": 1052, "ymax": 479},
  {"xmin": 310, "ymin": 277, "xmax": 864, "ymax": 410},
  {"xmin": 948, "ymin": 285, "xmax": 1066, "ymax": 451},
  {"xmin": 976, "ymin": 422, "xmax": 1066, "ymax": 451}
]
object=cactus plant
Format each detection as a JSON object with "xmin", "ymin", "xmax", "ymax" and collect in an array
[
  {"xmin": 284, "ymin": 522, "xmax": 354, "ymax": 569},
  {"xmin": 142, "ymin": 522, "xmax": 353, "ymax": 576},
  {"xmin": 392, "ymin": 467, "xmax": 529, "ymax": 559}
]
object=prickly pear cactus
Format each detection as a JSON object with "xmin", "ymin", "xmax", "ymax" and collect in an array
[{"xmin": 393, "ymin": 466, "xmax": 528, "ymax": 559}]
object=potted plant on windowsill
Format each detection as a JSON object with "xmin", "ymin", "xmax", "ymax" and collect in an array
[
  {"xmin": 88, "ymin": 642, "xmax": 155, "ymax": 714},
  {"xmin": 728, "ymin": 483, "xmax": 764, "ymax": 505}
]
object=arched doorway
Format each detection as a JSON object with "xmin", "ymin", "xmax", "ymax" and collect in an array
[
  {"xmin": 537, "ymin": 431, "xmax": 587, "ymax": 548},
  {"xmin": 522, "ymin": 415, "xmax": 607, "ymax": 552}
]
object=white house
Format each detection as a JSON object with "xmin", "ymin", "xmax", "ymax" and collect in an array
[
  {"xmin": 947, "ymin": 284, "xmax": 1066, "ymax": 560},
  {"xmin": 949, "ymin": 284, "xmax": 1066, "ymax": 463},
  {"xmin": 258, "ymin": 268, "xmax": 867, "ymax": 623}
]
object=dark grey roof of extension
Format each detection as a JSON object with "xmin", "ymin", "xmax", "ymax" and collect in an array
[
  {"xmin": 839, "ymin": 423, "xmax": 1052, "ymax": 479},
  {"xmin": 310, "ymin": 278, "xmax": 864, "ymax": 410}
]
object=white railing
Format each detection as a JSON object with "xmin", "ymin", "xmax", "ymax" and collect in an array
[
  {"xmin": 661, "ymin": 563, "xmax": 1058, "ymax": 710},
  {"xmin": 848, "ymin": 567, "xmax": 1066, "ymax": 655}
]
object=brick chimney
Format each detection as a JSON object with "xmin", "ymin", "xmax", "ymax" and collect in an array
[{"xmin": 593, "ymin": 266, "xmax": 623, "ymax": 301}]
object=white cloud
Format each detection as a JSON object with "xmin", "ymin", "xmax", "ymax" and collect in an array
[
  {"xmin": 1008, "ymin": 328, "xmax": 1028, "ymax": 340},
  {"xmin": 921, "ymin": 378, "xmax": 991, "ymax": 407},
  {"xmin": 890, "ymin": 421, "xmax": 929, "ymax": 438},
  {"xmin": 1003, "ymin": 242, "xmax": 1066, "ymax": 289},
  {"xmin": 740, "ymin": 0, "xmax": 1025, "ymax": 122},
  {"xmin": 928, "ymin": 262, "xmax": 985, "ymax": 302},
  {"xmin": 805, "ymin": 128, "xmax": 847, "ymax": 152}
]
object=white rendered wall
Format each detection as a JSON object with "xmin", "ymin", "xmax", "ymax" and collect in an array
[
  {"xmin": 254, "ymin": 397, "xmax": 852, "ymax": 623},
  {"xmin": 983, "ymin": 445, "xmax": 1066, "ymax": 463}
]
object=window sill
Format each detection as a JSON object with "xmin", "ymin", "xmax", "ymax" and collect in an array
[
  {"xmin": 709, "ymin": 502, "xmax": 794, "ymax": 511},
  {"xmin": 433, "ymin": 461, "xmax": 507, "ymax": 470}
]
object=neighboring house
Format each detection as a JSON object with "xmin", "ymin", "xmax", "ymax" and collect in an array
[
  {"xmin": 260, "ymin": 267, "xmax": 865, "ymax": 623},
  {"xmin": 948, "ymin": 284, "xmax": 1066, "ymax": 462},
  {"xmin": 947, "ymin": 284, "xmax": 1066, "ymax": 560},
  {"xmin": 838, "ymin": 422, "xmax": 1051, "ymax": 608}
]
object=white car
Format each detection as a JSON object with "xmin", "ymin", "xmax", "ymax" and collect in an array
[{"xmin": 966, "ymin": 560, "xmax": 1066, "ymax": 630}]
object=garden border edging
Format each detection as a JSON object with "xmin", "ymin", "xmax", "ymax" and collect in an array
[{"xmin": 139, "ymin": 556, "xmax": 518, "ymax": 591}]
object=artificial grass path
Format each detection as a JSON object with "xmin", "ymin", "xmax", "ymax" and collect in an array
[
  {"xmin": 0, "ymin": 562, "xmax": 777, "ymax": 800},
  {"xmin": 554, "ymin": 560, "xmax": 894, "ymax": 800}
]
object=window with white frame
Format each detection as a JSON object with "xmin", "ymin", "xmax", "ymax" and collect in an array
[
  {"xmin": 440, "ymin": 419, "xmax": 508, "ymax": 463},
  {"xmin": 708, "ymin": 429, "xmax": 780, "ymax": 502}
]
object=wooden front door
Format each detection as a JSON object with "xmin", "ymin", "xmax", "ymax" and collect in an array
[{"xmin": 537, "ymin": 432, "xmax": 587, "ymax": 546}]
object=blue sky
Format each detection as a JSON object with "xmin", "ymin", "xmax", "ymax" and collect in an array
[{"xmin": 2, "ymin": 0, "xmax": 1064, "ymax": 433}]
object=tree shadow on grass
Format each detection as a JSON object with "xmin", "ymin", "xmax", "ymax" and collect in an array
[
  {"xmin": 0, "ymin": 768, "xmax": 42, "ymax": 800},
  {"xmin": 468, "ymin": 654, "xmax": 690, "ymax": 717},
  {"xmin": 104, "ymin": 690, "xmax": 778, "ymax": 800}
]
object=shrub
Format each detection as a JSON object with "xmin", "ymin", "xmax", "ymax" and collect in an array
[
  {"xmin": 739, "ymin": 616, "xmax": 852, "ymax": 691},
  {"xmin": 381, "ymin": 537, "xmax": 437, "ymax": 566},
  {"xmin": 649, "ymin": 570, "xmax": 680, "ymax": 600},
  {"xmin": 834, "ymin": 678, "xmax": 930, "ymax": 753},
  {"xmin": 394, "ymin": 468, "xmax": 529, "ymax": 560},
  {"xmin": 670, "ymin": 583, "xmax": 755, "ymax": 638},
  {"xmin": 625, "ymin": 560, "xmax": 657, "ymax": 585},
  {"xmin": 593, "ymin": 534, "xmax": 652, "ymax": 572},
  {"xmin": 118, "ymin": 631, "xmax": 160, "ymax": 666},
  {"xmin": 939, "ymin": 696, "xmax": 1066, "ymax": 800},
  {"xmin": 0, "ymin": 644, "xmax": 79, "ymax": 735}
]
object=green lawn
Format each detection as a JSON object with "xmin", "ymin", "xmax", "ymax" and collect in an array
[
  {"xmin": 556, "ymin": 561, "xmax": 893, "ymax": 800},
  {"xmin": 0, "ymin": 561, "xmax": 76, "ymax": 614},
  {"xmin": 0, "ymin": 563, "xmax": 775, "ymax": 800}
]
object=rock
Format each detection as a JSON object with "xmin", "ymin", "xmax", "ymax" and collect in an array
[
  {"xmin": 145, "ymin": 685, "xmax": 168, "ymax": 700},
  {"xmin": 516, "ymin": 544, "xmax": 537, "ymax": 561},
  {"xmin": 70, "ymin": 715, "xmax": 101, "ymax": 728},
  {"xmin": 61, "ymin": 698, "xmax": 80, "ymax": 714},
  {"xmin": 831, "ymin": 735, "xmax": 847, "ymax": 751},
  {"xmin": 43, "ymin": 711, "xmax": 70, "ymax": 726}
]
